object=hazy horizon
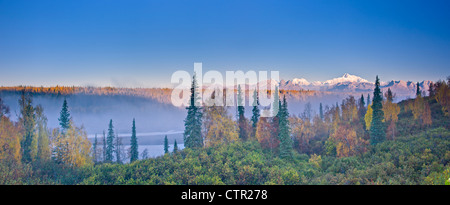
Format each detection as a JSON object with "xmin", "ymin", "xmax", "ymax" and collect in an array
[{"xmin": 0, "ymin": 72, "xmax": 444, "ymax": 89}]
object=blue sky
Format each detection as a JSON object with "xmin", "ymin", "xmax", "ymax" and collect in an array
[{"xmin": 0, "ymin": 0, "xmax": 449, "ymax": 87}]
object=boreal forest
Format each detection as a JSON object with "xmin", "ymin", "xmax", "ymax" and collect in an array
[{"xmin": 0, "ymin": 76, "xmax": 449, "ymax": 185}]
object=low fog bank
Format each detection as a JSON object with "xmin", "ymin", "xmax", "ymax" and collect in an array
[
  {"xmin": 0, "ymin": 92, "xmax": 186, "ymax": 136},
  {"xmin": 1, "ymin": 90, "xmax": 394, "ymax": 140},
  {"xmin": 87, "ymin": 132, "xmax": 184, "ymax": 146}
]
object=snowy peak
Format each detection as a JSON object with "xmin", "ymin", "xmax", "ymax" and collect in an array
[
  {"xmin": 322, "ymin": 73, "xmax": 369, "ymax": 85},
  {"xmin": 279, "ymin": 73, "xmax": 371, "ymax": 91},
  {"xmin": 289, "ymin": 78, "xmax": 310, "ymax": 86},
  {"xmin": 227, "ymin": 73, "xmax": 432, "ymax": 101},
  {"xmin": 278, "ymin": 73, "xmax": 433, "ymax": 100}
]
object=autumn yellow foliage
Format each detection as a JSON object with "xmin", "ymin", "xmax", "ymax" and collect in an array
[
  {"xmin": 364, "ymin": 103, "xmax": 373, "ymax": 131},
  {"xmin": 383, "ymin": 100, "xmax": 400, "ymax": 140},
  {"xmin": 0, "ymin": 117, "xmax": 22, "ymax": 164},
  {"xmin": 202, "ymin": 105, "xmax": 239, "ymax": 148},
  {"xmin": 52, "ymin": 121, "xmax": 92, "ymax": 167}
]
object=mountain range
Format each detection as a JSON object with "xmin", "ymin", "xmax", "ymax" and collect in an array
[
  {"xmin": 224, "ymin": 73, "xmax": 431, "ymax": 101},
  {"xmin": 279, "ymin": 73, "xmax": 431, "ymax": 98}
]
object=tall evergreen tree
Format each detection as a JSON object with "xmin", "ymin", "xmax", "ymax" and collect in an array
[
  {"xmin": 105, "ymin": 119, "xmax": 115, "ymax": 163},
  {"xmin": 319, "ymin": 103, "xmax": 324, "ymax": 121},
  {"xmin": 278, "ymin": 95, "xmax": 292, "ymax": 158},
  {"xmin": 385, "ymin": 88, "xmax": 394, "ymax": 102},
  {"xmin": 19, "ymin": 91, "xmax": 36, "ymax": 163},
  {"xmin": 184, "ymin": 73, "xmax": 203, "ymax": 148},
  {"xmin": 237, "ymin": 85, "xmax": 244, "ymax": 114},
  {"xmin": 272, "ymin": 86, "xmax": 280, "ymax": 117},
  {"xmin": 164, "ymin": 135, "xmax": 169, "ymax": 154},
  {"xmin": 358, "ymin": 94, "xmax": 367, "ymax": 130},
  {"xmin": 130, "ymin": 118, "xmax": 139, "ymax": 163},
  {"xmin": 428, "ymin": 82, "xmax": 435, "ymax": 97},
  {"xmin": 102, "ymin": 130, "xmax": 106, "ymax": 162},
  {"xmin": 335, "ymin": 102, "xmax": 340, "ymax": 119},
  {"xmin": 237, "ymin": 85, "xmax": 248, "ymax": 140},
  {"xmin": 370, "ymin": 76, "xmax": 386, "ymax": 145},
  {"xmin": 416, "ymin": 82, "xmax": 421, "ymax": 97},
  {"xmin": 359, "ymin": 94, "xmax": 366, "ymax": 112},
  {"xmin": 251, "ymin": 89, "xmax": 260, "ymax": 137},
  {"xmin": 360, "ymin": 94, "xmax": 365, "ymax": 107},
  {"xmin": 173, "ymin": 139, "xmax": 178, "ymax": 153},
  {"xmin": 367, "ymin": 94, "xmax": 371, "ymax": 107},
  {"xmin": 58, "ymin": 98, "xmax": 71, "ymax": 134},
  {"xmin": 115, "ymin": 132, "xmax": 122, "ymax": 164},
  {"xmin": 93, "ymin": 134, "xmax": 98, "ymax": 163}
]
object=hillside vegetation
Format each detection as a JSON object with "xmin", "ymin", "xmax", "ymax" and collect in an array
[
  {"xmin": 0, "ymin": 77, "xmax": 449, "ymax": 185},
  {"xmin": 78, "ymin": 126, "xmax": 450, "ymax": 185}
]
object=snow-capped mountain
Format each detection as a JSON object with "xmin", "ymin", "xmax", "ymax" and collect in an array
[
  {"xmin": 280, "ymin": 73, "xmax": 373, "ymax": 91},
  {"xmin": 289, "ymin": 78, "xmax": 311, "ymax": 86},
  {"xmin": 283, "ymin": 78, "xmax": 311, "ymax": 90},
  {"xmin": 278, "ymin": 73, "xmax": 432, "ymax": 100},
  {"xmin": 280, "ymin": 73, "xmax": 372, "ymax": 90},
  {"xmin": 203, "ymin": 73, "xmax": 432, "ymax": 101},
  {"xmin": 322, "ymin": 73, "xmax": 369, "ymax": 85}
]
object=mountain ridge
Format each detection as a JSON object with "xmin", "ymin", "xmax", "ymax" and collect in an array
[{"xmin": 280, "ymin": 73, "xmax": 432, "ymax": 99}]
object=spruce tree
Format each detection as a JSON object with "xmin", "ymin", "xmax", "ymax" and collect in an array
[
  {"xmin": 164, "ymin": 135, "xmax": 169, "ymax": 154},
  {"xmin": 251, "ymin": 89, "xmax": 260, "ymax": 137},
  {"xmin": 367, "ymin": 94, "xmax": 371, "ymax": 107},
  {"xmin": 386, "ymin": 88, "xmax": 394, "ymax": 102},
  {"xmin": 130, "ymin": 118, "xmax": 139, "ymax": 163},
  {"xmin": 173, "ymin": 140, "xmax": 178, "ymax": 153},
  {"xmin": 428, "ymin": 82, "xmax": 435, "ymax": 97},
  {"xmin": 184, "ymin": 73, "xmax": 203, "ymax": 148},
  {"xmin": 370, "ymin": 76, "xmax": 386, "ymax": 145},
  {"xmin": 272, "ymin": 86, "xmax": 280, "ymax": 117},
  {"xmin": 237, "ymin": 85, "xmax": 248, "ymax": 140},
  {"xmin": 358, "ymin": 94, "xmax": 366, "ymax": 130},
  {"xmin": 19, "ymin": 91, "xmax": 36, "ymax": 163},
  {"xmin": 106, "ymin": 119, "xmax": 115, "ymax": 163},
  {"xmin": 319, "ymin": 103, "xmax": 324, "ymax": 121},
  {"xmin": 102, "ymin": 130, "xmax": 106, "ymax": 162},
  {"xmin": 278, "ymin": 95, "xmax": 292, "ymax": 158},
  {"xmin": 359, "ymin": 94, "xmax": 365, "ymax": 108},
  {"xmin": 58, "ymin": 98, "xmax": 71, "ymax": 134},
  {"xmin": 93, "ymin": 134, "xmax": 98, "ymax": 163},
  {"xmin": 115, "ymin": 132, "xmax": 122, "ymax": 164},
  {"xmin": 271, "ymin": 87, "xmax": 281, "ymax": 150},
  {"xmin": 416, "ymin": 82, "xmax": 421, "ymax": 97},
  {"xmin": 359, "ymin": 94, "xmax": 366, "ymax": 113}
]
